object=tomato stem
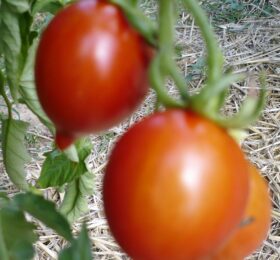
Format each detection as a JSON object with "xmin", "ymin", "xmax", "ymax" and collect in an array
[
  {"xmin": 181, "ymin": 0, "xmax": 223, "ymax": 85},
  {"xmin": 0, "ymin": 77, "xmax": 13, "ymax": 119},
  {"xmin": 149, "ymin": 55, "xmax": 186, "ymax": 108},
  {"xmin": 110, "ymin": 0, "xmax": 157, "ymax": 46},
  {"xmin": 115, "ymin": 0, "xmax": 266, "ymax": 129},
  {"xmin": 158, "ymin": 0, "xmax": 174, "ymax": 56},
  {"xmin": 151, "ymin": 0, "xmax": 190, "ymax": 106}
]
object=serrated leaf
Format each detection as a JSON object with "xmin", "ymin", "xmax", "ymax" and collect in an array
[
  {"xmin": 59, "ymin": 224, "xmax": 92, "ymax": 260},
  {"xmin": 14, "ymin": 192, "xmax": 73, "ymax": 241},
  {"xmin": 38, "ymin": 150, "xmax": 88, "ymax": 188},
  {"xmin": 19, "ymin": 39, "xmax": 54, "ymax": 131},
  {"xmin": 0, "ymin": 0, "xmax": 33, "ymax": 100},
  {"xmin": 0, "ymin": 204, "xmax": 37, "ymax": 260},
  {"xmin": 76, "ymin": 137, "xmax": 93, "ymax": 161},
  {"xmin": 38, "ymin": 138, "xmax": 92, "ymax": 188},
  {"xmin": 31, "ymin": 0, "xmax": 64, "ymax": 15},
  {"xmin": 1, "ymin": 119, "xmax": 30, "ymax": 190},
  {"xmin": 60, "ymin": 172, "xmax": 94, "ymax": 223}
]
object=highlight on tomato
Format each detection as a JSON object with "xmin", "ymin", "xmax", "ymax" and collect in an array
[
  {"xmin": 35, "ymin": 0, "xmax": 152, "ymax": 150},
  {"xmin": 103, "ymin": 109, "xmax": 250, "ymax": 260},
  {"xmin": 213, "ymin": 163, "xmax": 272, "ymax": 259}
]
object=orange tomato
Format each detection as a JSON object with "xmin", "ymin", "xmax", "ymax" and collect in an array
[{"xmin": 213, "ymin": 164, "xmax": 271, "ymax": 260}]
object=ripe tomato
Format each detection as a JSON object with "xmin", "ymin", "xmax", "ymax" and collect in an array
[
  {"xmin": 103, "ymin": 109, "xmax": 250, "ymax": 260},
  {"xmin": 35, "ymin": 0, "xmax": 152, "ymax": 150},
  {"xmin": 213, "ymin": 164, "xmax": 271, "ymax": 260}
]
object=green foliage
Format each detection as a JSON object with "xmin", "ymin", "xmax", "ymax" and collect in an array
[
  {"xmin": 0, "ymin": 0, "xmax": 32, "ymax": 99},
  {"xmin": 186, "ymin": 57, "xmax": 206, "ymax": 83},
  {"xmin": 38, "ymin": 138, "xmax": 92, "ymax": 188},
  {"xmin": 60, "ymin": 171, "xmax": 94, "ymax": 223},
  {"xmin": 14, "ymin": 192, "xmax": 73, "ymax": 241},
  {"xmin": 0, "ymin": 203, "xmax": 37, "ymax": 260},
  {"xmin": 203, "ymin": 0, "xmax": 276, "ymax": 23},
  {"xmin": 31, "ymin": 0, "xmax": 64, "ymax": 15},
  {"xmin": 0, "ymin": 192, "xmax": 93, "ymax": 260},
  {"xmin": 19, "ymin": 38, "xmax": 53, "ymax": 131},
  {"xmin": 1, "ymin": 119, "xmax": 31, "ymax": 190},
  {"xmin": 59, "ymin": 224, "xmax": 93, "ymax": 260}
]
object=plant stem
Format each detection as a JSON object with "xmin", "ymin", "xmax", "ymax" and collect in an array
[
  {"xmin": 149, "ymin": 55, "xmax": 185, "ymax": 108},
  {"xmin": 158, "ymin": 0, "xmax": 190, "ymax": 102},
  {"xmin": 167, "ymin": 59, "xmax": 189, "ymax": 101},
  {"xmin": 110, "ymin": 0, "xmax": 157, "ymax": 46},
  {"xmin": 181, "ymin": 0, "xmax": 223, "ymax": 84},
  {"xmin": 159, "ymin": 0, "xmax": 174, "ymax": 56},
  {"xmin": 0, "ymin": 71, "xmax": 12, "ymax": 119},
  {"xmin": 0, "ymin": 90, "xmax": 12, "ymax": 119}
]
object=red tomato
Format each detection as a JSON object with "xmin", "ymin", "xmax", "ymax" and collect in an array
[
  {"xmin": 103, "ymin": 109, "xmax": 250, "ymax": 260},
  {"xmin": 35, "ymin": 0, "xmax": 151, "ymax": 150},
  {"xmin": 213, "ymin": 164, "xmax": 271, "ymax": 260}
]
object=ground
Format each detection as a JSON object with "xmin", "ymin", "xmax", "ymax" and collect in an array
[{"xmin": 1, "ymin": 0, "xmax": 280, "ymax": 259}]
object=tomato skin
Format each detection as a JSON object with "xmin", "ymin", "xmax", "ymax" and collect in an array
[
  {"xmin": 213, "ymin": 164, "xmax": 271, "ymax": 260},
  {"xmin": 103, "ymin": 109, "xmax": 250, "ymax": 260},
  {"xmin": 35, "ymin": 0, "xmax": 151, "ymax": 148}
]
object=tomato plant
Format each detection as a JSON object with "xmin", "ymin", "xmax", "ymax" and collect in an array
[
  {"xmin": 35, "ymin": 0, "xmax": 152, "ymax": 149},
  {"xmin": 0, "ymin": 0, "xmax": 270, "ymax": 258},
  {"xmin": 213, "ymin": 164, "xmax": 271, "ymax": 259},
  {"xmin": 103, "ymin": 109, "xmax": 250, "ymax": 260}
]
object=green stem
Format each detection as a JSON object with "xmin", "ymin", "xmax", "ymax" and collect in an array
[
  {"xmin": 157, "ymin": 0, "xmax": 190, "ymax": 105},
  {"xmin": 0, "ymin": 90, "xmax": 12, "ymax": 119},
  {"xmin": 0, "ymin": 71, "xmax": 12, "ymax": 119},
  {"xmin": 167, "ymin": 59, "xmax": 190, "ymax": 101},
  {"xmin": 159, "ymin": 0, "xmax": 174, "ymax": 55},
  {"xmin": 149, "ymin": 55, "xmax": 185, "ymax": 108},
  {"xmin": 181, "ymin": 0, "xmax": 223, "ymax": 84},
  {"xmin": 110, "ymin": 0, "xmax": 157, "ymax": 46}
]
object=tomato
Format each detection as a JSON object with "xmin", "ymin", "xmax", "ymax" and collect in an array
[
  {"xmin": 103, "ymin": 109, "xmax": 250, "ymax": 260},
  {"xmin": 35, "ymin": 0, "xmax": 152, "ymax": 150},
  {"xmin": 213, "ymin": 164, "xmax": 271, "ymax": 260}
]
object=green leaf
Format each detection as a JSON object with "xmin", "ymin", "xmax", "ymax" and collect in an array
[
  {"xmin": 59, "ymin": 224, "xmax": 92, "ymax": 260},
  {"xmin": 38, "ymin": 138, "xmax": 92, "ymax": 188},
  {"xmin": 0, "ymin": 192, "xmax": 9, "ymax": 208},
  {"xmin": 0, "ymin": 0, "xmax": 33, "ymax": 100},
  {"xmin": 0, "ymin": 204, "xmax": 37, "ymax": 260},
  {"xmin": 14, "ymin": 192, "xmax": 73, "ymax": 241},
  {"xmin": 60, "ymin": 171, "xmax": 94, "ymax": 223},
  {"xmin": 31, "ymin": 0, "xmax": 64, "ymax": 15},
  {"xmin": 75, "ymin": 137, "xmax": 93, "ymax": 162},
  {"xmin": 19, "ymin": 39, "xmax": 54, "ymax": 131},
  {"xmin": 3, "ymin": 0, "xmax": 29, "ymax": 13},
  {"xmin": 38, "ymin": 150, "xmax": 87, "ymax": 188},
  {"xmin": 1, "ymin": 119, "xmax": 30, "ymax": 190}
]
